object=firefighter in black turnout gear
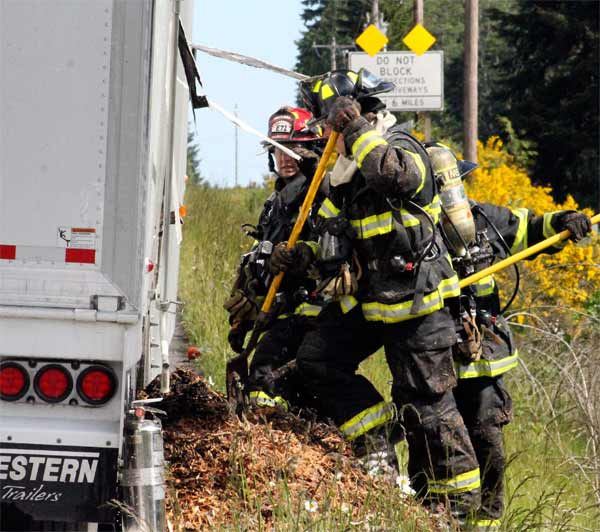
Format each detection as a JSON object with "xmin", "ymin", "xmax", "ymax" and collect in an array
[
  {"xmin": 224, "ymin": 106, "xmax": 326, "ymax": 409},
  {"xmin": 295, "ymin": 70, "xmax": 481, "ymax": 518},
  {"xmin": 426, "ymin": 143, "xmax": 593, "ymax": 531}
]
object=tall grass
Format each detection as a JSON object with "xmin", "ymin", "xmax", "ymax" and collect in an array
[
  {"xmin": 179, "ymin": 185, "xmax": 599, "ymax": 530},
  {"xmin": 179, "ymin": 186, "xmax": 268, "ymax": 390}
]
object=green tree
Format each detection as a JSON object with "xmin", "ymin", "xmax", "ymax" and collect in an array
[
  {"xmin": 380, "ymin": 0, "xmax": 514, "ymax": 141},
  {"xmin": 187, "ymin": 129, "xmax": 204, "ymax": 186},
  {"xmin": 490, "ymin": 1, "xmax": 599, "ymax": 208},
  {"xmin": 295, "ymin": 0, "xmax": 370, "ymax": 77}
]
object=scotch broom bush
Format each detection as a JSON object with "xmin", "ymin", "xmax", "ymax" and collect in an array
[{"xmin": 465, "ymin": 136, "xmax": 599, "ymax": 312}]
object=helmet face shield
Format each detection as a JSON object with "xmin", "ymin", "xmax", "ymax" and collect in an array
[
  {"xmin": 357, "ymin": 68, "xmax": 384, "ymax": 89},
  {"xmin": 356, "ymin": 68, "xmax": 395, "ymax": 98}
]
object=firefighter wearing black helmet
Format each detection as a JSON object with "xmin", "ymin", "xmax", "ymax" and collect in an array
[
  {"xmin": 224, "ymin": 106, "xmax": 327, "ymax": 410},
  {"xmin": 426, "ymin": 143, "xmax": 593, "ymax": 530},
  {"xmin": 294, "ymin": 69, "xmax": 481, "ymax": 519}
]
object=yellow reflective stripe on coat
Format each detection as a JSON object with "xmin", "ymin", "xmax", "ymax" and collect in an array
[
  {"xmin": 473, "ymin": 275, "xmax": 496, "ymax": 297},
  {"xmin": 362, "ymin": 275, "xmax": 460, "ymax": 324},
  {"xmin": 248, "ymin": 391, "xmax": 289, "ymax": 411},
  {"xmin": 350, "ymin": 211, "xmax": 394, "ymax": 239},
  {"xmin": 428, "ymin": 467, "xmax": 481, "ymax": 494},
  {"xmin": 402, "ymin": 149, "xmax": 427, "ymax": 196},
  {"xmin": 543, "ymin": 210, "xmax": 567, "ymax": 248},
  {"xmin": 339, "ymin": 401, "xmax": 396, "ymax": 441},
  {"xmin": 467, "ymin": 518, "xmax": 501, "ymax": 529},
  {"xmin": 339, "ymin": 295, "xmax": 358, "ymax": 314},
  {"xmin": 396, "ymin": 195, "xmax": 442, "ymax": 228},
  {"xmin": 455, "ymin": 351, "xmax": 519, "ymax": 379},
  {"xmin": 318, "ymin": 197, "xmax": 341, "ymax": 219},
  {"xmin": 424, "ymin": 195, "xmax": 442, "ymax": 223},
  {"xmin": 294, "ymin": 302, "xmax": 323, "ymax": 317},
  {"xmin": 351, "ymin": 130, "xmax": 388, "ymax": 168},
  {"xmin": 510, "ymin": 208, "xmax": 529, "ymax": 253}
]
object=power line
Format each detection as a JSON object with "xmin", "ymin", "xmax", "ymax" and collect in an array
[{"xmin": 234, "ymin": 103, "xmax": 239, "ymax": 187}]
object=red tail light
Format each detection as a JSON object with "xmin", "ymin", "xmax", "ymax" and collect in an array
[
  {"xmin": 34, "ymin": 364, "xmax": 73, "ymax": 403},
  {"xmin": 0, "ymin": 362, "xmax": 29, "ymax": 401},
  {"xmin": 77, "ymin": 365, "xmax": 116, "ymax": 405}
]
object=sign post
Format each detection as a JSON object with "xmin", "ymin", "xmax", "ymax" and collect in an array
[{"xmin": 348, "ymin": 50, "xmax": 444, "ymax": 113}]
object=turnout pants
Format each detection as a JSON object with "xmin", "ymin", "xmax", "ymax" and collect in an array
[
  {"xmin": 454, "ymin": 376, "xmax": 512, "ymax": 528},
  {"xmin": 296, "ymin": 303, "xmax": 481, "ymax": 517},
  {"xmin": 248, "ymin": 314, "xmax": 316, "ymax": 409}
]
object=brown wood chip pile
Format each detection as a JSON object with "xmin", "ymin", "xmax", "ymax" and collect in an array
[{"xmin": 142, "ymin": 368, "xmax": 436, "ymax": 531}]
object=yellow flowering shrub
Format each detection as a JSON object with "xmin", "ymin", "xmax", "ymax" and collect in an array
[{"xmin": 464, "ymin": 136, "xmax": 599, "ymax": 311}]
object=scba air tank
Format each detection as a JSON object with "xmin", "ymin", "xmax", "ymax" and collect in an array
[{"xmin": 426, "ymin": 145, "xmax": 476, "ymax": 257}]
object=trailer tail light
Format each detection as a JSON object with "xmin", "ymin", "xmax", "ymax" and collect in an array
[
  {"xmin": 34, "ymin": 364, "xmax": 73, "ymax": 403},
  {"xmin": 77, "ymin": 365, "xmax": 117, "ymax": 405},
  {"xmin": 0, "ymin": 362, "xmax": 29, "ymax": 401}
]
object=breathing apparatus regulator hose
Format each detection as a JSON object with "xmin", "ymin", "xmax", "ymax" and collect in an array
[{"xmin": 471, "ymin": 204, "xmax": 520, "ymax": 314}]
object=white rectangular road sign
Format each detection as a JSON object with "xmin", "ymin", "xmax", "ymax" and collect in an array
[{"xmin": 349, "ymin": 51, "xmax": 444, "ymax": 112}]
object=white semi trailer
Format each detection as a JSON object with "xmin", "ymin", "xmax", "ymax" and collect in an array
[{"xmin": 0, "ymin": 1, "xmax": 194, "ymax": 529}]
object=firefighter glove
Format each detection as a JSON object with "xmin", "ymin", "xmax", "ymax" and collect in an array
[
  {"xmin": 327, "ymin": 96, "xmax": 361, "ymax": 132},
  {"xmin": 227, "ymin": 320, "xmax": 252, "ymax": 353},
  {"xmin": 553, "ymin": 211, "xmax": 592, "ymax": 242},
  {"xmin": 223, "ymin": 289, "xmax": 258, "ymax": 323},
  {"xmin": 269, "ymin": 242, "xmax": 314, "ymax": 276}
]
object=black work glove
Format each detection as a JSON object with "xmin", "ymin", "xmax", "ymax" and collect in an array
[
  {"xmin": 326, "ymin": 96, "xmax": 361, "ymax": 132},
  {"xmin": 223, "ymin": 289, "xmax": 258, "ymax": 322},
  {"xmin": 227, "ymin": 320, "xmax": 252, "ymax": 353},
  {"xmin": 291, "ymin": 145, "xmax": 319, "ymax": 178},
  {"xmin": 552, "ymin": 211, "xmax": 592, "ymax": 242},
  {"xmin": 269, "ymin": 242, "xmax": 314, "ymax": 276}
]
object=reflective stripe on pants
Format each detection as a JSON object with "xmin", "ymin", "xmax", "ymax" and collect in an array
[
  {"xmin": 455, "ymin": 351, "xmax": 519, "ymax": 379},
  {"xmin": 249, "ymin": 390, "xmax": 289, "ymax": 411},
  {"xmin": 427, "ymin": 467, "xmax": 481, "ymax": 494},
  {"xmin": 339, "ymin": 401, "xmax": 396, "ymax": 441}
]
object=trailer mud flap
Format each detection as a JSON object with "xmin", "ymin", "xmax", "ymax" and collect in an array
[{"xmin": 0, "ymin": 443, "xmax": 118, "ymax": 523}]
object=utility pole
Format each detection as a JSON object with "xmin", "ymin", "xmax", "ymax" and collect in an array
[
  {"xmin": 313, "ymin": 35, "xmax": 354, "ymax": 70},
  {"xmin": 414, "ymin": 0, "xmax": 431, "ymax": 141},
  {"xmin": 313, "ymin": 34, "xmax": 354, "ymax": 70},
  {"xmin": 313, "ymin": 0, "xmax": 353, "ymax": 70},
  {"xmin": 414, "ymin": 0, "xmax": 423, "ymax": 25},
  {"xmin": 234, "ymin": 104, "xmax": 239, "ymax": 187},
  {"xmin": 370, "ymin": 0, "xmax": 389, "ymax": 46},
  {"xmin": 372, "ymin": 0, "xmax": 380, "ymax": 26},
  {"xmin": 464, "ymin": 0, "xmax": 479, "ymax": 163}
]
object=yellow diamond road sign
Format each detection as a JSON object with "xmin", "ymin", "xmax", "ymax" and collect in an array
[
  {"xmin": 356, "ymin": 24, "xmax": 388, "ymax": 57},
  {"xmin": 403, "ymin": 23, "xmax": 436, "ymax": 56}
]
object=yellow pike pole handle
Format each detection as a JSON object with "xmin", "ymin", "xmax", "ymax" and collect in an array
[
  {"xmin": 226, "ymin": 132, "xmax": 339, "ymax": 411},
  {"xmin": 261, "ymin": 131, "xmax": 340, "ymax": 312},
  {"xmin": 459, "ymin": 212, "xmax": 600, "ymax": 289}
]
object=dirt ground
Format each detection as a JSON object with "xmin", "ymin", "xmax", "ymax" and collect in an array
[{"xmin": 141, "ymin": 369, "xmax": 436, "ymax": 531}]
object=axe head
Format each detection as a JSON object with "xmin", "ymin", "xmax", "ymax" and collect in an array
[{"xmin": 225, "ymin": 353, "xmax": 249, "ymax": 416}]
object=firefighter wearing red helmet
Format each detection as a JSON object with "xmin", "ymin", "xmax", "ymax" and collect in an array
[{"xmin": 223, "ymin": 106, "xmax": 327, "ymax": 410}]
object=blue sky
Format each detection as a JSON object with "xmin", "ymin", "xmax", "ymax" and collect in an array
[{"xmin": 191, "ymin": 1, "xmax": 304, "ymax": 187}]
